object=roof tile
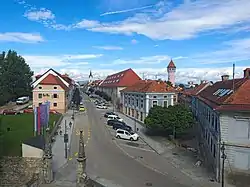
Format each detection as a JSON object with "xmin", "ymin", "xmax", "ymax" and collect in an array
[
  {"xmin": 121, "ymin": 80, "xmax": 176, "ymax": 93},
  {"xmin": 39, "ymin": 74, "xmax": 69, "ymax": 90},
  {"xmin": 198, "ymin": 78, "xmax": 250, "ymax": 111},
  {"xmin": 100, "ymin": 68, "xmax": 141, "ymax": 87}
]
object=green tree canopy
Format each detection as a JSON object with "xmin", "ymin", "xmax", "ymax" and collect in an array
[
  {"xmin": 144, "ymin": 104, "xmax": 194, "ymax": 137},
  {"xmin": 0, "ymin": 50, "xmax": 33, "ymax": 105},
  {"xmin": 179, "ymin": 84, "xmax": 185, "ymax": 88}
]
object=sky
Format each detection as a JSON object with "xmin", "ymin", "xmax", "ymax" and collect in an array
[{"xmin": 1, "ymin": 0, "xmax": 250, "ymax": 83}]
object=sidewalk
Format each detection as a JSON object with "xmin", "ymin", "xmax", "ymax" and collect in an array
[
  {"xmin": 52, "ymin": 110, "xmax": 74, "ymax": 171},
  {"xmin": 116, "ymin": 111, "xmax": 234, "ymax": 187}
]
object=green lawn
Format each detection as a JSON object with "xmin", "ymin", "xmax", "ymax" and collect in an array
[{"xmin": 0, "ymin": 113, "xmax": 62, "ymax": 156}]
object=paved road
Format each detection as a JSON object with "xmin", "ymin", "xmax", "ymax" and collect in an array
[{"xmin": 51, "ymin": 94, "xmax": 203, "ymax": 187}]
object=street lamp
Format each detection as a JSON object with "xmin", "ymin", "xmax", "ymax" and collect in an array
[{"xmin": 221, "ymin": 142, "xmax": 226, "ymax": 187}]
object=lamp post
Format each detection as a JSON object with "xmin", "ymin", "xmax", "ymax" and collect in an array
[{"xmin": 221, "ymin": 142, "xmax": 226, "ymax": 187}]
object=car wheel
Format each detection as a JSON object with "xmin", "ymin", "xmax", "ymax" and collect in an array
[
  {"xmin": 130, "ymin": 137, "xmax": 134, "ymax": 141},
  {"xmin": 116, "ymin": 135, "xmax": 120, "ymax": 139}
]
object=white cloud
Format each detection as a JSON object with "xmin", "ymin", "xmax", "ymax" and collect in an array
[
  {"xmin": 100, "ymin": 5, "xmax": 154, "ymax": 16},
  {"xmin": 73, "ymin": 20, "xmax": 100, "ymax": 29},
  {"xmin": 24, "ymin": 8, "xmax": 55, "ymax": 21},
  {"xmin": 101, "ymin": 55, "xmax": 171, "ymax": 66},
  {"xmin": 23, "ymin": 54, "xmax": 101, "ymax": 69},
  {"xmin": 93, "ymin": 46, "xmax": 123, "ymax": 50},
  {"xmin": 0, "ymin": 32, "xmax": 44, "ymax": 43},
  {"xmin": 34, "ymin": 66, "xmax": 247, "ymax": 84},
  {"xmin": 82, "ymin": 0, "xmax": 250, "ymax": 40},
  {"xmin": 131, "ymin": 39, "xmax": 138, "ymax": 44},
  {"xmin": 189, "ymin": 37, "xmax": 250, "ymax": 64}
]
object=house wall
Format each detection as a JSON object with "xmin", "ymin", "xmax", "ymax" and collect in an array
[
  {"xmin": 22, "ymin": 144, "xmax": 44, "ymax": 158},
  {"xmin": 33, "ymin": 84, "xmax": 67, "ymax": 113},
  {"xmin": 220, "ymin": 113, "xmax": 250, "ymax": 172},
  {"xmin": 122, "ymin": 92, "xmax": 177, "ymax": 122},
  {"xmin": 192, "ymin": 97, "xmax": 250, "ymax": 181}
]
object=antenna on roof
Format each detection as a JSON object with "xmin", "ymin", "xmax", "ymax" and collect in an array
[{"xmin": 233, "ymin": 63, "xmax": 235, "ymax": 93}]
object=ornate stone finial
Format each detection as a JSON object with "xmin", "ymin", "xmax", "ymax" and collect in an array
[{"xmin": 77, "ymin": 130, "xmax": 86, "ymax": 162}]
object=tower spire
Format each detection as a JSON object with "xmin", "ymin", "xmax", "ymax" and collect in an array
[{"xmin": 167, "ymin": 59, "xmax": 176, "ymax": 87}]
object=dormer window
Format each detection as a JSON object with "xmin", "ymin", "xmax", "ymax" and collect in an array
[
  {"xmin": 38, "ymin": 86, "xmax": 42, "ymax": 89},
  {"xmin": 54, "ymin": 86, "xmax": 57, "ymax": 89}
]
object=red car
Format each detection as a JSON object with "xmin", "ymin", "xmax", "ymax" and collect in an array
[{"xmin": 2, "ymin": 109, "xmax": 20, "ymax": 115}]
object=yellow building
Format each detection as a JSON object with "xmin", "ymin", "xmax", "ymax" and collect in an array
[{"xmin": 32, "ymin": 69, "xmax": 74, "ymax": 113}]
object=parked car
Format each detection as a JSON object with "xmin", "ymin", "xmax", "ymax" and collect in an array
[
  {"xmin": 16, "ymin": 96, "xmax": 29, "ymax": 105},
  {"xmin": 107, "ymin": 115, "xmax": 123, "ymax": 122},
  {"xmin": 96, "ymin": 105, "xmax": 107, "ymax": 109},
  {"xmin": 104, "ymin": 112, "xmax": 116, "ymax": 118},
  {"xmin": 116, "ymin": 129, "xmax": 139, "ymax": 141},
  {"xmin": 112, "ymin": 122, "xmax": 132, "ymax": 132},
  {"xmin": 79, "ymin": 106, "xmax": 86, "ymax": 112},
  {"xmin": 107, "ymin": 119, "xmax": 126, "ymax": 126},
  {"xmin": 2, "ymin": 109, "xmax": 20, "ymax": 115}
]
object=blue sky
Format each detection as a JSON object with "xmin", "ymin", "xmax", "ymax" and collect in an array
[{"xmin": 1, "ymin": 0, "xmax": 250, "ymax": 83}]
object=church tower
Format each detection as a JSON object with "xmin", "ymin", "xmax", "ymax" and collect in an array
[
  {"xmin": 167, "ymin": 59, "xmax": 176, "ymax": 87},
  {"xmin": 88, "ymin": 70, "xmax": 93, "ymax": 83}
]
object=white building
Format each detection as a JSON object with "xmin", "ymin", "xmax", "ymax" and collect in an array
[
  {"xmin": 192, "ymin": 68, "xmax": 250, "ymax": 181},
  {"xmin": 97, "ymin": 68, "xmax": 141, "ymax": 110},
  {"xmin": 121, "ymin": 80, "xmax": 177, "ymax": 122}
]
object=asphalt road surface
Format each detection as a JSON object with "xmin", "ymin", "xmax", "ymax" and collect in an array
[{"xmin": 53, "ymin": 94, "xmax": 199, "ymax": 187}]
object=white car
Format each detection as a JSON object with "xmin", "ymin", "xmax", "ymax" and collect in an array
[
  {"xmin": 107, "ymin": 115, "xmax": 123, "ymax": 122},
  {"xmin": 96, "ymin": 105, "xmax": 107, "ymax": 109},
  {"xmin": 116, "ymin": 129, "xmax": 139, "ymax": 141}
]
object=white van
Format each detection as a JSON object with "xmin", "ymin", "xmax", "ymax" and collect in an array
[
  {"xmin": 107, "ymin": 114, "xmax": 123, "ymax": 122},
  {"xmin": 16, "ymin": 96, "xmax": 29, "ymax": 105}
]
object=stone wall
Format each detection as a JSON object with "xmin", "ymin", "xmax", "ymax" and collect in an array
[{"xmin": 0, "ymin": 157, "xmax": 43, "ymax": 187}]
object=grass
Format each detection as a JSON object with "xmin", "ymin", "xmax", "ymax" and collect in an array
[{"xmin": 0, "ymin": 113, "xmax": 61, "ymax": 156}]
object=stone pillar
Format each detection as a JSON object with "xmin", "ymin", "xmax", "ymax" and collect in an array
[
  {"xmin": 76, "ymin": 130, "xmax": 89, "ymax": 187},
  {"xmin": 42, "ymin": 131, "xmax": 53, "ymax": 183}
]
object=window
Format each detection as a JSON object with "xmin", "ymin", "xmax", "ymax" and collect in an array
[
  {"xmin": 153, "ymin": 96, "xmax": 157, "ymax": 99},
  {"xmin": 125, "ymin": 132, "xmax": 130, "ymax": 135},
  {"xmin": 38, "ymin": 93, "xmax": 42, "ymax": 98},
  {"xmin": 213, "ymin": 144, "xmax": 216, "ymax": 158},
  {"xmin": 141, "ymin": 100, "xmax": 144, "ymax": 108},
  {"xmin": 53, "ymin": 103, "xmax": 57, "ymax": 107},
  {"xmin": 136, "ymin": 99, "xmax": 139, "ymax": 107},
  {"xmin": 152, "ymin": 100, "xmax": 158, "ymax": 106},
  {"xmin": 54, "ymin": 86, "xmax": 57, "ymax": 89},
  {"xmin": 164, "ymin": 95, "xmax": 167, "ymax": 98},
  {"xmin": 173, "ymin": 95, "xmax": 177, "ymax": 102},
  {"xmin": 53, "ymin": 94, "xmax": 58, "ymax": 98},
  {"xmin": 163, "ymin": 101, "xmax": 168, "ymax": 107},
  {"xmin": 38, "ymin": 86, "xmax": 42, "ymax": 89},
  {"xmin": 117, "ymin": 130, "xmax": 124, "ymax": 134}
]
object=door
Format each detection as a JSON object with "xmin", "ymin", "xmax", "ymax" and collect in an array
[{"xmin": 124, "ymin": 131, "xmax": 130, "ymax": 140}]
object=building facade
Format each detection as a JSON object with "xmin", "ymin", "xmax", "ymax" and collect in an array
[
  {"xmin": 32, "ymin": 69, "xmax": 74, "ymax": 113},
  {"xmin": 97, "ymin": 68, "xmax": 141, "ymax": 109},
  {"xmin": 121, "ymin": 80, "xmax": 177, "ymax": 122},
  {"xmin": 192, "ymin": 68, "xmax": 250, "ymax": 181}
]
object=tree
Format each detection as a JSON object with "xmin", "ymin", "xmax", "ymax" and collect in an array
[
  {"xmin": 0, "ymin": 50, "xmax": 33, "ymax": 105},
  {"xmin": 72, "ymin": 88, "xmax": 81, "ymax": 106},
  {"xmin": 88, "ymin": 87, "xmax": 94, "ymax": 93},
  {"xmin": 166, "ymin": 81, "xmax": 173, "ymax": 87},
  {"xmin": 179, "ymin": 84, "xmax": 185, "ymax": 88},
  {"xmin": 144, "ymin": 104, "xmax": 194, "ymax": 137}
]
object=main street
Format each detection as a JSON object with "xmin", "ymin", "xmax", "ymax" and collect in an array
[{"xmin": 53, "ymin": 93, "xmax": 202, "ymax": 187}]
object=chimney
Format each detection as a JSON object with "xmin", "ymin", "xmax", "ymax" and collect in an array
[
  {"xmin": 244, "ymin": 68, "xmax": 250, "ymax": 79},
  {"xmin": 221, "ymin": 75, "xmax": 229, "ymax": 81}
]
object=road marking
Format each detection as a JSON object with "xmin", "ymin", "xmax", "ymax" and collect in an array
[{"xmin": 119, "ymin": 143, "xmax": 155, "ymax": 152}]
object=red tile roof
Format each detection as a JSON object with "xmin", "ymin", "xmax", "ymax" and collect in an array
[
  {"xmin": 167, "ymin": 59, "xmax": 176, "ymax": 68},
  {"xmin": 183, "ymin": 83, "xmax": 211, "ymax": 96},
  {"xmin": 40, "ymin": 74, "xmax": 69, "ymax": 91},
  {"xmin": 100, "ymin": 68, "xmax": 141, "ymax": 87},
  {"xmin": 121, "ymin": 80, "xmax": 176, "ymax": 93},
  {"xmin": 198, "ymin": 78, "xmax": 250, "ymax": 111},
  {"xmin": 36, "ymin": 72, "xmax": 73, "ymax": 85}
]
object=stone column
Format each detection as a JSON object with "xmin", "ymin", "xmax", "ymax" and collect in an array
[
  {"xmin": 76, "ymin": 130, "xmax": 89, "ymax": 187},
  {"xmin": 42, "ymin": 131, "xmax": 53, "ymax": 183}
]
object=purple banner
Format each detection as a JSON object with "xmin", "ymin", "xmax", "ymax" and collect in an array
[
  {"xmin": 34, "ymin": 107, "xmax": 37, "ymax": 134},
  {"xmin": 39, "ymin": 104, "xmax": 47, "ymax": 126},
  {"xmin": 45, "ymin": 101, "xmax": 50, "ymax": 126}
]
